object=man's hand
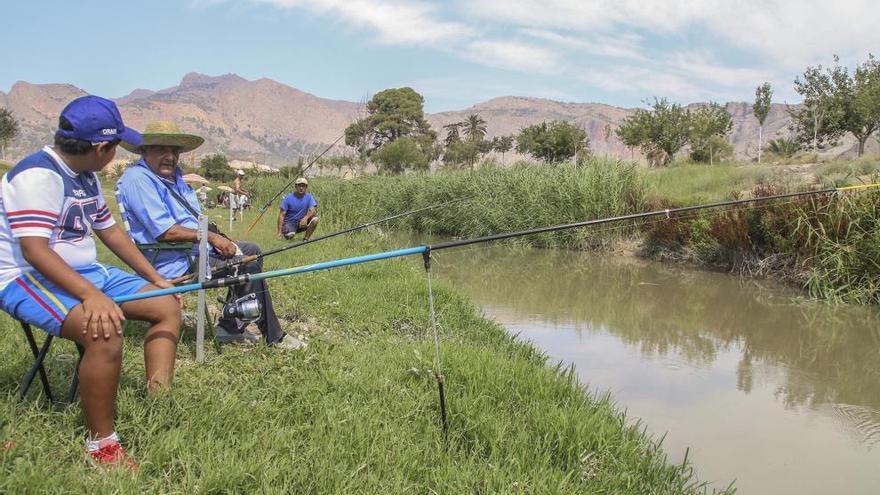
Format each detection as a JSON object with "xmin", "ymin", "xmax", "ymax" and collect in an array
[
  {"xmin": 208, "ymin": 233, "xmax": 238, "ymax": 258},
  {"xmin": 298, "ymin": 217, "xmax": 308, "ymax": 228},
  {"xmin": 152, "ymin": 278, "xmax": 183, "ymax": 306},
  {"xmin": 80, "ymin": 292, "xmax": 125, "ymax": 340}
]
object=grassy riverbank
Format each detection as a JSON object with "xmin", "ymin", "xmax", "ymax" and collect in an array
[
  {"xmin": 250, "ymin": 156, "xmax": 880, "ymax": 304},
  {"xmin": 0, "ymin": 206, "xmax": 721, "ymax": 492}
]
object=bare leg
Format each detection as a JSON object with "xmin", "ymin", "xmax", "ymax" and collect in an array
[
  {"xmin": 303, "ymin": 217, "xmax": 319, "ymax": 240},
  {"xmin": 120, "ymin": 286, "xmax": 181, "ymax": 393},
  {"xmin": 60, "ymin": 307, "xmax": 123, "ymax": 439}
]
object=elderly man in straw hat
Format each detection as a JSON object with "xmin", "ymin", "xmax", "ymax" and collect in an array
[{"xmin": 116, "ymin": 121, "xmax": 304, "ymax": 349}]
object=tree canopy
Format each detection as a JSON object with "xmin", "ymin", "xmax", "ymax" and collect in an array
[
  {"xmin": 516, "ymin": 121, "xmax": 589, "ymax": 164},
  {"xmin": 372, "ymin": 137, "xmax": 430, "ymax": 174},
  {"xmin": 0, "ymin": 108, "xmax": 20, "ymax": 160},
  {"xmin": 616, "ymin": 98, "xmax": 691, "ymax": 166},
  {"xmin": 689, "ymin": 103, "xmax": 733, "ymax": 164},
  {"xmin": 344, "ymin": 87, "xmax": 436, "ymax": 174},
  {"xmin": 201, "ymin": 153, "xmax": 235, "ymax": 181},
  {"xmin": 461, "ymin": 114, "xmax": 488, "ymax": 142},
  {"xmin": 791, "ymin": 54, "xmax": 880, "ymax": 156},
  {"xmin": 753, "ymin": 82, "xmax": 773, "ymax": 163}
]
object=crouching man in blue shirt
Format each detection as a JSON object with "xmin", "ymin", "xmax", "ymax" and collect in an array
[{"xmin": 116, "ymin": 121, "xmax": 303, "ymax": 350}]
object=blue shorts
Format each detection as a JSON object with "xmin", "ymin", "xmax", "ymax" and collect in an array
[{"xmin": 0, "ymin": 264, "xmax": 150, "ymax": 336}]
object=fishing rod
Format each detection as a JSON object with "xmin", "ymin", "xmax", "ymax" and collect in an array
[
  {"xmin": 245, "ymin": 134, "xmax": 345, "ymax": 234},
  {"xmin": 119, "ymin": 183, "xmax": 880, "ymax": 304},
  {"xmin": 169, "ymin": 195, "xmax": 474, "ymax": 284}
]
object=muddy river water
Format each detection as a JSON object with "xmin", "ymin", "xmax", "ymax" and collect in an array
[{"xmin": 433, "ymin": 245, "xmax": 880, "ymax": 494}]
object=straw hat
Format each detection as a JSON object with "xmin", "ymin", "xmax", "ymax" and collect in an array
[{"xmin": 121, "ymin": 120, "xmax": 205, "ymax": 154}]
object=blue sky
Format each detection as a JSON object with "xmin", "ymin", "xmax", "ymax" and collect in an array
[{"xmin": 1, "ymin": 0, "xmax": 877, "ymax": 112}]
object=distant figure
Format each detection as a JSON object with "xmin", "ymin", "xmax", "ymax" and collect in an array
[
  {"xmin": 232, "ymin": 169, "xmax": 249, "ymax": 221},
  {"xmin": 198, "ymin": 184, "xmax": 208, "ymax": 205},
  {"xmin": 278, "ymin": 177, "xmax": 319, "ymax": 240}
]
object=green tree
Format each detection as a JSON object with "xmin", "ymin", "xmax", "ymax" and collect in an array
[
  {"xmin": 791, "ymin": 64, "xmax": 838, "ymax": 150},
  {"xmin": 372, "ymin": 136, "xmax": 430, "ymax": 174},
  {"xmin": 201, "ymin": 153, "xmax": 235, "ymax": 181},
  {"xmin": 516, "ymin": 121, "xmax": 590, "ymax": 164},
  {"xmin": 443, "ymin": 138, "xmax": 493, "ymax": 169},
  {"xmin": 491, "ymin": 135, "xmax": 515, "ymax": 161},
  {"xmin": 461, "ymin": 114, "xmax": 488, "ymax": 142},
  {"xmin": 846, "ymin": 54, "xmax": 880, "ymax": 156},
  {"xmin": 753, "ymin": 82, "xmax": 773, "ymax": 163},
  {"xmin": 791, "ymin": 55, "xmax": 880, "ymax": 156},
  {"xmin": 689, "ymin": 103, "xmax": 733, "ymax": 165},
  {"xmin": 616, "ymin": 98, "xmax": 690, "ymax": 166},
  {"xmin": 0, "ymin": 108, "xmax": 20, "ymax": 160},
  {"xmin": 344, "ymin": 87, "xmax": 436, "ymax": 153},
  {"xmin": 344, "ymin": 87, "xmax": 437, "ymax": 173},
  {"xmin": 442, "ymin": 122, "xmax": 462, "ymax": 147}
]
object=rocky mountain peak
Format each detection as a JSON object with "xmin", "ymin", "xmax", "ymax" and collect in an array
[{"xmin": 179, "ymin": 72, "xmax": 247, "ymax": 90}]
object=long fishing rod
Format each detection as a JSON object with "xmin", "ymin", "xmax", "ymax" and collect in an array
[
  {"xmin": 245, "ymin": 134, "xmax": 345, "ymax": 234},
  {"xmin": 119, "ymin": 183, "xmax": 880, "ymax": 304},
  {"xmin": 170, "ymin": 195, "xmax": 474, "ymax": 284}
]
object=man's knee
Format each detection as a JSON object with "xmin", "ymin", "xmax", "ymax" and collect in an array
[
  {"xmin": 155, "ymin": 295, "xmax": 181, "ymax": 325},
  {"xmin": 236, "ymin": 241, "xmax": 262, "ymax": 256},
  {"xmin": 82, "ymin": 335, "xmax": 124, "ymax": 363}
]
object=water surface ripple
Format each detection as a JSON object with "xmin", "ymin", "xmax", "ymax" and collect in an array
[{"xmin": 436, "ymin": 245, "xmax": 880, "ymax": 495}]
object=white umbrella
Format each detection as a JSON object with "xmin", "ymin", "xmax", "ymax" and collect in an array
[{"xmin": 183, "ymin": 173, "xmax": 209, "ymax": 185}]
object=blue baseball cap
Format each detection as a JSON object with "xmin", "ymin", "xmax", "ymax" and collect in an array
[{"xmin": 56, "ymin": 95, "xmax": 142, "ymax": 146}]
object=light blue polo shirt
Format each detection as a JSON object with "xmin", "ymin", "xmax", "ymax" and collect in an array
[{"xmin": 116, "ymin": 159, "xmax": 200, "ymax": 278}]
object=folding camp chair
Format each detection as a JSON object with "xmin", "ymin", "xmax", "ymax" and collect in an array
[{"xmin": 18, "ymin": 321, "xmax": 83, "ymax": 405}]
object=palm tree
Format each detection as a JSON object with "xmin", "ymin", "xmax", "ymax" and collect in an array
[
  {"xmin": 461, "ymin": 114, "xmax": 488, "ymax": 142},
  {"xmin": 443, "ymin": 122, "xmax": 462, "ymax": 146}
]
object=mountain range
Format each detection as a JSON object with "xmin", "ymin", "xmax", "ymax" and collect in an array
[{"xmin": 1, "ymin": 72, "xmax": 871, "ymax": 166}]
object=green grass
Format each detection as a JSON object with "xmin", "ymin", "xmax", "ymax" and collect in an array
[
  {"xmin": 253, "ymin": 158, "xmax": 645, "ymax": 250},
  {"xmin": 0, "ymin": 204, "xmax": 722, "ymax": 492},
  {"xmin": 814, "ymin": 156, "xmax": 880, "ymax": 186}
]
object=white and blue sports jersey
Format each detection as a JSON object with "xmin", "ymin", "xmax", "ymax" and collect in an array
[{"xmin": 0, "ymin": 146, "xmax": 115, "ymax": 291}]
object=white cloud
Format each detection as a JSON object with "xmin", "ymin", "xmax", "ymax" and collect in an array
[
  {"xmin": 580, "ymin": 65, "xmax": 708, "ymax": 103},
  {"xmin": 253, "ymin": 0, "xmax": 473, "ymax": 44},
  {"xmin": 463, "ymin": 40, "xmax": 560, "ymax": 72},
  {"xmin": 462, "ymin": 0, "xmax": 879, "ymax": 68},
  {"xmin": 666, "ymin": 51, "xmax": 770, "ymax": 88},
  {"xmin": 226, "ymin": 0, "xmax": 878, "ymax": 104},
  {"xmin": 520, "ymin": 29, "xmax": 645, "ymax": 61}
]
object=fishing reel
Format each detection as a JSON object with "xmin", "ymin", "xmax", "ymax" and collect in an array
[{"xmin": 221, "ymin": 293, "xmax": 262, "ymax": 322}]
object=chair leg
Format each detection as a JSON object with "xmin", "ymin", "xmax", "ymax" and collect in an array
[
  {"xmin": 66, "ymin": 344, "xmax": 84, "ymax": 404},
  {"xmin": 19, "ymin": 322, "xmax": 55, "ymax": 403}
]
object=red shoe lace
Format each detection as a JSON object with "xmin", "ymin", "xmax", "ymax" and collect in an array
[{"xmin": 89, "ymin": 440, "xmax": 139, "ymax": 471}]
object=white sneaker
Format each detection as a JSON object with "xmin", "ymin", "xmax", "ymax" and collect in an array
[
  {"xmin": 274, "ymin": 334, "xmax": 307, "ymax": 350},
  {"xmin": 215, "ymin": 326, "xmax": 261, "ymax": 345}
]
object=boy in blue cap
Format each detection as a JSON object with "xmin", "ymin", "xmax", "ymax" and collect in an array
[{"xmin": 0, "ymin": 95, "xmax": 181, "ymax": 469}]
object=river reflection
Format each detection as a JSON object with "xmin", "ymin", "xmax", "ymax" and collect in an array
[{"xmin": 434, "ymin": 245, "xmax": 880, "ymax": 495}]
